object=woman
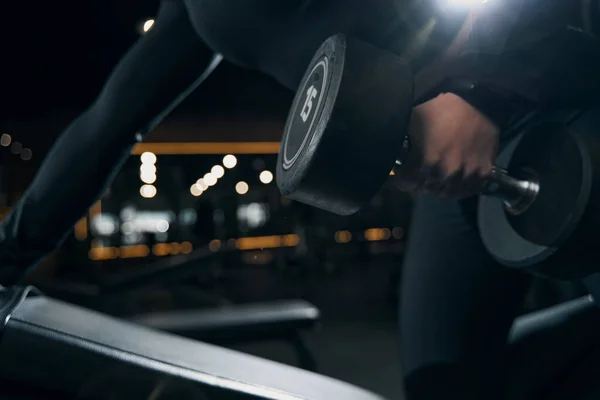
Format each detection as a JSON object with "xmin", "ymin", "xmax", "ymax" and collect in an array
[{"xmin": 1, "ymin": 1, "xmax": 599, "ymax": 398}]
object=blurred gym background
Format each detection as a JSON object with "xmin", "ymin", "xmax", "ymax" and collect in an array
[{"xmin": 0, "ymin": 1, "xmax": 586, "ymax": 398}]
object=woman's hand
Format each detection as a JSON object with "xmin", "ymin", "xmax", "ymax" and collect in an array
[{"xmin": 396, "ymin": 92, "xmax": 500, "ymax": 199}]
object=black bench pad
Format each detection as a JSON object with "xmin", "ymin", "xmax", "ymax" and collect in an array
[
  {"xmin": 0, "ymin": 290, "xmax": 384, "ymax": 400},
  {"xmin": 129, "ymin": 300, "xmax": 320, "ymax": 344},
  {"xmin": 505, "ymin": 295, "xmax": 600, "ymax": 399}
]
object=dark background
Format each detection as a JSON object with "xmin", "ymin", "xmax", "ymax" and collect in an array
[{"xmin": 1, "ymin": 1, "xmax": 291, "ymax": 149}]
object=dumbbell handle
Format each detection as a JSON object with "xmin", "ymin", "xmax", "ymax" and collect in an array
[
  {"xmin": 482, "ymin": 166, "xmax": 540, "ymax": 215},
  {"xmin": 394, "ymin": 157, "xmax": 539, "ymax": 214}
]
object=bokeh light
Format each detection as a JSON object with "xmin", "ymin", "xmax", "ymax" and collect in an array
[
  {"xmin": 20, "ymin": 148, "xmax": 32, "ymax": 161},
  {"xmin": 140, "ymin": 152, "xmax": 157, "ymax": 164},
  {"xmin": 235, "ymin": 181, "xmax": 249, "ymax": 195},
  {"xmin": 140, "ymin": 172, "xmax": 156, "ymax": 184},
  {"xmin": 0, "ymin": 134, "xmax": 11, "ymax": 147},
  {"xmin": 190, "ymin": 184, "xmax": 203, "ymax": 197},
  {"xmin": 223, "ymin": 154, "xmax": 237, "ymax": 169},
  {"xmin": 211, "ymin": 165, "xmax": 225, "ymax": 178},
  {"xmin": 196, "ymin": 178, "xmax": 208, "ymax": 190},
  {"xmin": 10, "ymin": 142, "xmax": 22, "ymax": 154},
  {"xmin": 259, "ymin": 170, "xmax": 273, "ymax": 184},
  {"xmin": 140, "ymin": 184, "xmax": 157, "ymax": 198},
  {"xmin": 143, "ymin": 19, "xmax": 155, "ymax": 33},
  {"xmin": 140, "ymin": 164, "xmax": 157, "ymax": 174},
  {"xmin": 204, "ymin": 173, "xmax": 217, "ymax": 186}
]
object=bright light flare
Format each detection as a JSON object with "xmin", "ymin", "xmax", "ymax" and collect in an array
[{"xmin": 444, "ymin": 0, "xmax": 488, "ymax": 9}]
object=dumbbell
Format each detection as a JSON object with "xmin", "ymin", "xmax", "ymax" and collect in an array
[{"xmin": 276, "ymin": 34, "xmax": 600, "ymax": 280}]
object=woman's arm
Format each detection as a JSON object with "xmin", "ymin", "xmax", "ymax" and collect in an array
[
  {"xmin": 403, "ymin": 1, "xmax": 600, "ymax": 198},
  {"xmin": 447, "ymin": 0, "xmax": 600, "ymax": 106}
]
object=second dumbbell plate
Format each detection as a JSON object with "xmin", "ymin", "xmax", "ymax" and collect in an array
[
  {"xmin": 478, "ymin": 114, "xmax": 600, "ymax": 279},
  {"xmin": 507, "ymin": 122, "xmax": 591, "ymax": 247}
]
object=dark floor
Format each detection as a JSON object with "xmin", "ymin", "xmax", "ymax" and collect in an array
[
  {"xmin": 40, "ymin": 256, "xmax": 588, "ymax": 400},
  {"xmin": 230, "ymin": 260, "xmax": 404, "ymax": 399},
  {"xmin": 233, "ymin": 321, "xmax": 404, "ymax": 399},
  {"xmin": 213, "ymin": 260, "xmax": 586, "ymax": 400}
]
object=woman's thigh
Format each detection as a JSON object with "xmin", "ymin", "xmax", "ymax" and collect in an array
[{"xmin": 400, "ymin": 195, "xmax": 532, "ymax": 399}]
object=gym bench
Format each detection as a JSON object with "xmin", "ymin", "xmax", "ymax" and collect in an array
[
  {"xmin": 0, "ymin": 286, "xmax": 383, "ymax": 400},
  {"xmin": 130, "ymin": 300, "xmax": 321, "ymax": 371}
]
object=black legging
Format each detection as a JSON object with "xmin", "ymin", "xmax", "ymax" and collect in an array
[
  {"xmin": 0, "ymin": 1, "xmax": 214, "ymax": 279},
  {"xmin": 401, "ymin": 195, "xmax": 532, "ymax": 399}
]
